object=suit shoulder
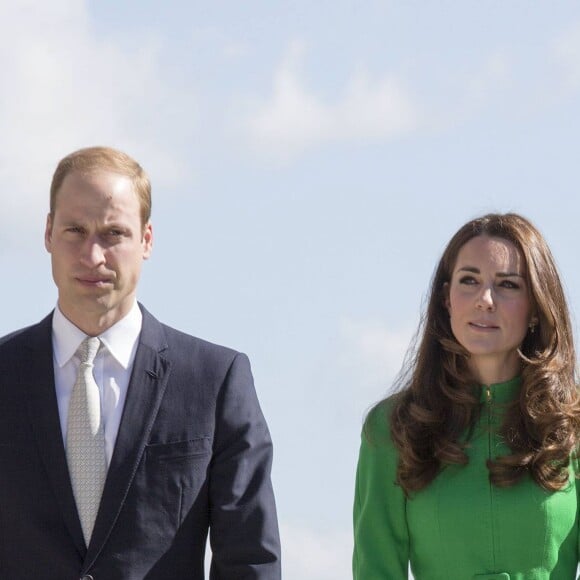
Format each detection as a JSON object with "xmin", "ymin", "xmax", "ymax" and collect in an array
[
  {"xmin": 139, "ymin": 306, "xmax": 250, "ymax": 374},
  {"xmin": 0, "ymin": 326, "xmax": 29, "ymax": 346},
  {"xmin": 0, "ymin": 318, "xmax": 48, "ymax": 351},
  {"xmin": 160, "ymin": 323, "xmax": 244, "ymax": 367}
]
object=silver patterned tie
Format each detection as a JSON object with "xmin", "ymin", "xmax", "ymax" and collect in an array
[{"xmin": 66, "ymin": 336, "xmax": 106, "ymax": 546}]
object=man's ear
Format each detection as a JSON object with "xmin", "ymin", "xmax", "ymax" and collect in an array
[
  {"xmin": 44, "ymin": 214, "xmax": 53, "ymax": 252},
  {"xmin": 142, "ymin": 222, "xmax": 153, "ymax": 260}
]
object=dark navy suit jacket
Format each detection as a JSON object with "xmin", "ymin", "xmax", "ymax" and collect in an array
[{"xmin": 0, "ymin": 305, "xmax": 281, "ymax": 579}]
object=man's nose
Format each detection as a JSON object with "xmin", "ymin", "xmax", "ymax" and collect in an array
[{"xmin": 80, "ymin": 239, "xmax": 106, "ymax": 266}]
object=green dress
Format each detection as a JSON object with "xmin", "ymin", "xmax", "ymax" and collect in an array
[{"xmin": 353, "ymin": 377, "xmax": 580, "ymax": 579}]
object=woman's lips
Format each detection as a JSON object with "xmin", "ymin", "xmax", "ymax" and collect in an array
[{"xmin": 469, "ymin": 321, "xmax": 499, "ymax": 331}]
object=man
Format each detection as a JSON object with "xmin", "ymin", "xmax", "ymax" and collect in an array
[{"xmin": 0, "ymin": 147, "xmax": 281, "ymax": 579}]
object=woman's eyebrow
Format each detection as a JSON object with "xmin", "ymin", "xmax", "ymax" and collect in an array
[
  {"xmin": 456, "ymin": 266, "xmax": 479, "ymax": 273},
  {"xmin": 456, "ymin": 266, "xmax": 524, "ymax": 278},
  {"xmin": 496, "ymin": 272, "xmax": 525, "ymax": 278}
]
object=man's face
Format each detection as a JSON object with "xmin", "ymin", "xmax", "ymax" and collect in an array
[{"xmin": 45, "ymin": 170, "xmax": 152, "ymax": 333}]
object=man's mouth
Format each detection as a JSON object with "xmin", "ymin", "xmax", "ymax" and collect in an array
[{"xmin": 76, "ymin": 276, "xmax": 112, "ymax": 285}]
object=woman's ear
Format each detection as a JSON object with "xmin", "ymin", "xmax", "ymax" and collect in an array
[{"xmin": 443, "ymin": 282, "xmax": 451, "ymax": 312}]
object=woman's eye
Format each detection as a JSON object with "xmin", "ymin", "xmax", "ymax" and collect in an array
[
  {"xmin": 459, "ymin": 276, "xmax": 477, "ymax": 285},
  {"xmin": 499, "ymin": 280, "xmax": 520, "ymax": 289}
]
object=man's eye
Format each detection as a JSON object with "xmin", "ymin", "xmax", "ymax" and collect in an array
[{"xmin": 105, "ymin": 228, "xmax": 126, "ymax": 238}]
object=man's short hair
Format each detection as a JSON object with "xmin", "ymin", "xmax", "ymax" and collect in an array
[{"xmin": 50, "ymin": 146, "xmax": 151, "ymax": 226}]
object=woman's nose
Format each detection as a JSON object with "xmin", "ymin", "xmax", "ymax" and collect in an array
[{"xmin": 476, "ymin": 286, "xmax": 495, "ymax": 310}]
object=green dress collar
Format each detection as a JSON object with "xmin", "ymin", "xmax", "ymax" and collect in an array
[{"xmin": 478, "ymin": 375, "xmax": 521, "ymax": 404}]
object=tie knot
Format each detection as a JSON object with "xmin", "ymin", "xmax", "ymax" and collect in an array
[{"xmin": 79, "ymin": 337, "xmax": 100, "ymax": 365}]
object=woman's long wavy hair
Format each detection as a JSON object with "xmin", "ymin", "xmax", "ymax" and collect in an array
[{"xmin": 388, "ymin": 213, "xmax": 580, "ymax": 496}]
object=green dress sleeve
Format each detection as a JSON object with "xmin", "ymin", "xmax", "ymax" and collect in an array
[
  {"xmin": 353, "ymin": 401, "xmax": 409, "ymax": 579},
  {"xmin": 576, "ymin": 454, "xmax": 580, "ymax": 579}
]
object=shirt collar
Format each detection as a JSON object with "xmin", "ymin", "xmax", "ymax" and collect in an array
[{"xmin": 52, "ymin": 302, "xmax": 143, "ymax": 369}]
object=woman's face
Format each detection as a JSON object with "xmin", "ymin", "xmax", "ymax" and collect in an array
[{"xmin": 445, "ymin": 235, "xmax": 535, "ymax": 384}]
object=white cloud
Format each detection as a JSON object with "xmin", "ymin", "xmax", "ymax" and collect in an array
[
  {"xmin": 281, "ymin": 522, "xmax": 352, "ymax": 580},
  {"xmin": 338, "ymin": 317, "xmax": 415, "ymax": 405},
  {"xmin": 427, "ymin": 51, "xmax": 513, "ymax": 133},
  {"xmin": 553, "ymin": 21, "xmax": 580, "ymax": 90},
  {"xmin": 246, "ymin": 41, "xmax": 420, "ymax": 159},
  {"xmin": 0, "ymin": 1, "xmax": 197, "ymax": 243},
  {"xmin": 223, "ymin": 40, "xmax": 250, "ymax": 59},
  {"xmin": 466, "ymin": 52, "xmax": 511, "ymax": 105}
]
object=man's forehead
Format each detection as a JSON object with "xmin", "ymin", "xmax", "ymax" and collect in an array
[
  {"xmin": 60, "ymin": 168, "xmax": 133, "ymax": 187},
  {"xmin": 53, "ymin": 176, "xmax": 140, "ymax": 217}
]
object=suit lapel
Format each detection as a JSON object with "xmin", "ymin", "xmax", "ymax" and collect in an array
[
  {"xmin": 85, "ymin": 307, "xmax": 172, "ymax": 567},
  {"xmin": 24, "ymin": 314, "xmax": 87, "ymax": 557}
]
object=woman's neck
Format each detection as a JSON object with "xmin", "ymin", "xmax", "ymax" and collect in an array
[{"xmin": 468, "ymin": 355, "xmax": 521, "ymax": 386}]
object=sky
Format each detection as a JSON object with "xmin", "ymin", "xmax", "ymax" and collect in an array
[{"xmin": 2, "ymin": 2, "xmax": 580, "ymax": 578}]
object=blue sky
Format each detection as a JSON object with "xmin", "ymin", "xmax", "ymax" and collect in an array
[{"xmin": 2, "ymin": 2, "xmax": 580, "ymax": 577}]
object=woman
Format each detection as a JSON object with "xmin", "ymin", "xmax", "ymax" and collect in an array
[{"xmin": 353, "ymin": 213, "xmax": 580, "ymax": 579}]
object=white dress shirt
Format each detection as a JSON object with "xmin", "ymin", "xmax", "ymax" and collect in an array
[{"xmin": 52, "ymin": 302, "xmax": 142, "ymax": 466}]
